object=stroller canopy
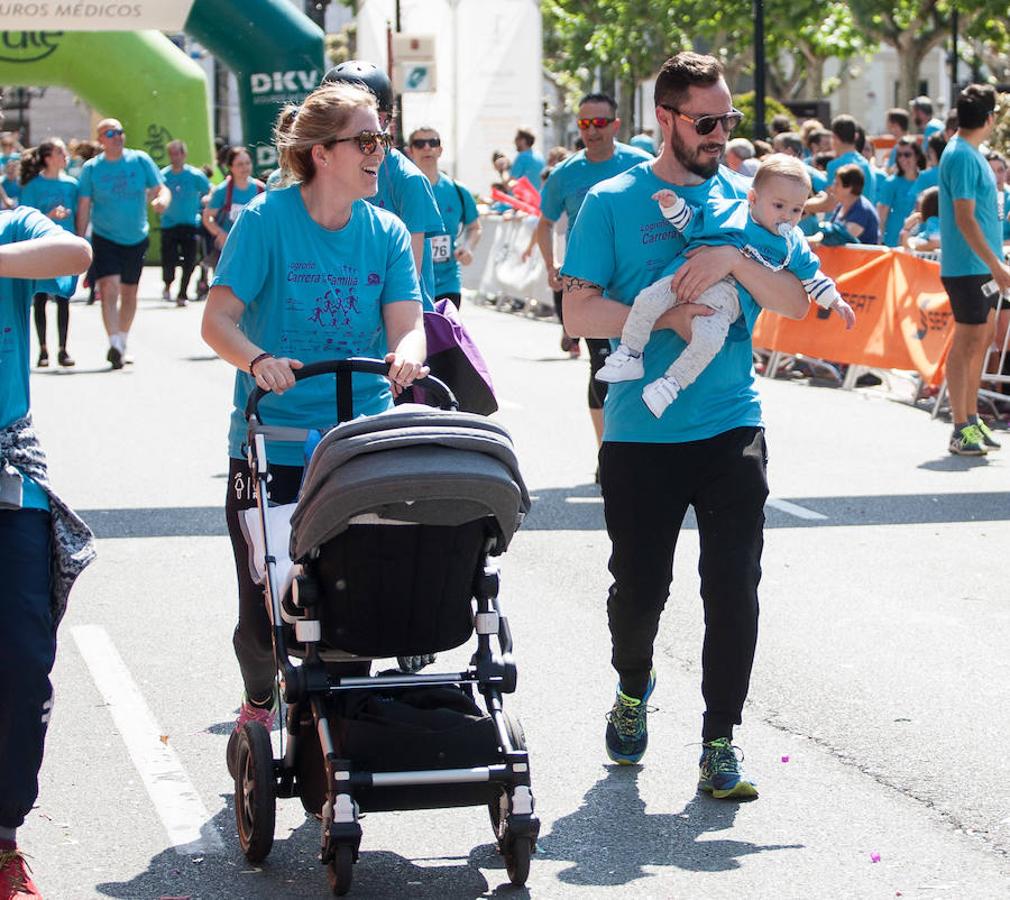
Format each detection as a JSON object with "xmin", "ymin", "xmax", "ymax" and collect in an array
[{"xmin": 290, "ymin": 405, "xmax": 531, "ymax": 561}]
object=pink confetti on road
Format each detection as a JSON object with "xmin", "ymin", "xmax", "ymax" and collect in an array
[
  {"xmin": 780, "ymin": 755, "xmax": 790, "ymax": 763},
  {"xmin": 870, "ymin": 851, "xmax": 881, "ymax": 863}
]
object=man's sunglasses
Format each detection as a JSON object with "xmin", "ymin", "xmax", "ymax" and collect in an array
[
  {"xmin": 896, "ymin": 150, "xmax": 916, "ymax": 158},
  {"xmin": 659, "ymin": 105, "xmax": 744, "ymax": 136},
  {"xmin": 410, "ymin": 137, "xmax": 441, "ymax": 149},
  {"xmin": 330, "ymin": 130, "xmax": 393, "ymax": 154},
  {"xmin": 577, "ymin": 116, "xmax": 615, "ymax": 130},
  {"xmin": 102, "ymin": 129, "xmax": 124, "ymax": 138}
]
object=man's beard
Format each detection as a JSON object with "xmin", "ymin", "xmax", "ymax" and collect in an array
[{"xmin": 670, "ymin": 125, "xmax": 723, "ymax": 179}]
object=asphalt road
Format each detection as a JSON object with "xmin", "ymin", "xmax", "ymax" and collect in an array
[{"xmin": 20, "ymin": 270, "xmax": 1010, "ymax": 899}]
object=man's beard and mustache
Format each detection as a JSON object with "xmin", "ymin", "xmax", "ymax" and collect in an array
[{"xmin": 670, "ymin": 125, "xmax": 723, "ymax": 179}]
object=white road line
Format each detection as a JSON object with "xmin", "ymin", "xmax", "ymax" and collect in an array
[
  {"xmin": 766, "ymin": 497, "xmax": 828, "ymax": 521},
  {"xmin": 71, "ymin": 625, "xmax": 224, "ymax": 856}
]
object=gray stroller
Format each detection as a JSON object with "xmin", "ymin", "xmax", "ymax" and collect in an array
[{"xmin": 234, "ymin": 358, "xmax": 539, "ymax": 895}]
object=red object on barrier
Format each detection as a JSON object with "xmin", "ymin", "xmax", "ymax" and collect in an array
[
  {"xmin": 511, "ymin": 176, "xmax": 542, "ymax": 211},
  {"xmin": 751, "ymin": 246, "xmax": 954, "ymax": 383},
  {"xmin": 490, "ymin": 187, "xmax": 540, "ymax": 217}
]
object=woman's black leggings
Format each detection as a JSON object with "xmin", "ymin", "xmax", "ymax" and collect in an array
[{"xmin": 33, "ymin": 294, "xmax": 69, "ymax": 350}]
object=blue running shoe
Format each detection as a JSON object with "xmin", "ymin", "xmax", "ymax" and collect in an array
[
  {"xmin": 605, "ymin": 669, "xmax": 656, "ymax": 765},
  {"xmin": 698, "ymin": 737, "xmax": 758, "ymax": 800}
]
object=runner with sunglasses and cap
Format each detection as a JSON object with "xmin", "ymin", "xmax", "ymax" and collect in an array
[
  {"xmin": 201, "ymin": 83, "xmax": 428, "ymax": 767},
  {"xmin": 406, "ymin": 126, "xmax": 481, "ymax": 310},
  {"xmin": 76, "ymin": 118, "xmax": 170, "ymax": 369},
  {"xmin": 322, "ymin": 61, "xmax": 444, "ymax": 310},
  {"xmin": 562, "ymin": 52, "xmax": 815, "ymax": 799},
  {"xmin": 535, "ymin": 93, "xmax": 652, "ymax": 463}
]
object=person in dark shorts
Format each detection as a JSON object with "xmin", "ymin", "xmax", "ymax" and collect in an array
[
  {"xmin": 534, "ymin": 91, "xmax": 652, "ymax": 458},
  {"xmin": 938, "ymin": 84, "xmax": 1010, "ymax": 455},
  {"xmin": 76, "ymin": 118, "xmax": 170, "ymax": 369}
]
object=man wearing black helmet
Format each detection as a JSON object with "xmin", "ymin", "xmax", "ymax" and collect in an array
[{"xmin": 323, "ymin": 60, "xmax": 444, "ymax": 309}]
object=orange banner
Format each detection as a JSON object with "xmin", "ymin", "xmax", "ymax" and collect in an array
[{"xmin": 751, "ymin": 246, "xmax": 954, "ymax": 382}]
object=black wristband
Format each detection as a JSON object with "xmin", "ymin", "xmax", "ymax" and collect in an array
[{"xmin": 249, "ymin": 352, "xmax": 273, "ymax": 375}]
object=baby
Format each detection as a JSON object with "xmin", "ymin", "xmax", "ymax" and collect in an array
[{"xmin": 596, "ymin": 153, "xmax": 855, "ymax": 417}]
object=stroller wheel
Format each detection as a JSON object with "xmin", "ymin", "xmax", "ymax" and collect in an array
[
  {"xmin": 234, "ymin": 721, "xmax": 276, "ymax": 863},
  {"xmin": 326, "ymin": 844, "xmax": 354, "ymax": 896},
  {"xmin": 488, "ymin": 713, "xmax": 527, "ymax": 838},
  {"xmin": 505, "ymin": 836, "xmax": 532, "ymax": 887}
]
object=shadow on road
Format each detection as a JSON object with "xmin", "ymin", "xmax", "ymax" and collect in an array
[
  {"xmin": 538, "ymin": 767, "xmax": 802, "ymax": 887},
  {"xmin": 96, "ymin": 795, "xmax": 506, "ymax": 898}
]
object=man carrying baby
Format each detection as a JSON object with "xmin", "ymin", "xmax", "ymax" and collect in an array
[
  {"xmin": 597, "ymin": 153, "xmax": 854, "ymax": 416},
  {"xmin": 562, "ymin": 51, "xmax": 812, "ymax": 799}
]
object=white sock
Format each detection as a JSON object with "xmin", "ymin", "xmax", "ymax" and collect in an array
[
  {"xmin": 118, "ymin": 332, "xmax": 129, "ymax": 351},
  {"xmin": 110, "ymin": 333, "xmax": 124, "ymax": 352}
]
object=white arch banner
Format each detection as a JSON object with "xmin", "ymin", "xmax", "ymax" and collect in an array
[{"xmin": 0, "ymin": 1, "xmax": 196, "ymax": 32}]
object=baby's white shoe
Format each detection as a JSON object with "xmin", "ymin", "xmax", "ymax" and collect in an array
[
  {"xmin": 596, "ymin": 344, "xmax": 644, "ymax": 383},
  {"xmin": 642, "ymin": 376, "xmax": 680, "ymax": 417}
]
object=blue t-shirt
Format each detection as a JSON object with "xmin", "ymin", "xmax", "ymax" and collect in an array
[
  {"xmin": 212, "ymin": 185, "xmax": 421, "ymax": 465},
  {"xmin": 541, "ymin": 143, "xmax": 654, "ymax": 239},
  {"xmin": 938, "ymin": 135, "xmax": 1002, "ymax": 277},
  {"xmin": 876, "ymin": 173, "xmax": 919, "ymax": 247},
  {"xmin": 511, "ymin": 148, "xmax": 545, "ymax": 186},
  {"xmin": 430, "ymin": 174, "xmax": 479, "ymax": 296},
  {"xmin": 630, "ymin": 134, "xmax": 656, "ymax": 156},
  {"xmin": 208, "ymin": 179, "xmax": 262, "ymax": 236},
  {"xmin": 805, "ymin": 164, "xmax": 829, "ymax": 193},
  {"xmin": 828, "ymin": 195, "xmax": 880, "ymax": 244},
  {"xmin": 78, "ymin": 148, "xmax": 163, "ymax": 245},
  {"xmin": 160, "ymin": 164, "xmax": 211, "ymax": 229},
  {"xmin": 913, "ymin": 167, "xmax": 938, "ymax": 199},
  {"xmin": 19, "ymin": 173, "xmax": 78, "ymax": 233},
  {"xmin": 0, "ymin": 208, "xmax": 75, "ymax": 510},
  {"xmin": 915, "ymin": 215, "xmax": 940, "ymax": 244},
  {"xmin": 1000, "ymin": 186, "xmax": 1010, "ymax": 241},
  {"xmin": 2, "ymin": 177, "xmax": 20, "ymax": 205},
  {"xmin": 563, "ymin": 163, "xmax": 765, "ymax": 443},
  {"xmin": 826, "ymin": 149, "xmax": 876, "ymax": 204},
  {"xmin": 679, "ymin": 199, "xmax": 822, "ymax": 284},
  {"xmin": 370, "ymin": 148, "xmax": 443, "ymax": 309}
]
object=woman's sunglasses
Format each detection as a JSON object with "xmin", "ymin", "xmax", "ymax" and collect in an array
[
  {"xmin": 659, "ymin": 105, "xmax": 744, "ymax": 136},
  {"xmin": 330, "ymin": 130, "xmax": 393, "ymax": 155},
  {"xmin": 102, "ymin": 128, "xmax": 124, "ymax": 138},
  {"xmin": 410, "ymin": 137, "xmax": 441, "ymax": 149},
  {"xmin": 577, "ymin": 116, "xmax": 615, "ymax": 130}
]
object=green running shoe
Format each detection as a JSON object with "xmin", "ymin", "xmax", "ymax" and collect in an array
[
  {"xmin": 605, "ymin": 669, "xmax": 656, "ymax": 765},
  {"xmin": 698, "ymin": 737, "xmax": 758, "ymax": 800},
  {"xmin": 949, "ymin": 424, "xmax": 987, "ymax": 456},
  {"xmin": 975, "ymin": 419, "xmax": 1001, "ymax": 450}
]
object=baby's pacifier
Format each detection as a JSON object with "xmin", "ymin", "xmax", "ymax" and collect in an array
[{"xmin": 777, "ymin": 222, "xmax": 792, "ymax": 237}]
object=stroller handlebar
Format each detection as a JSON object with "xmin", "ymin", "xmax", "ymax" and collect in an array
[{"xmin": 244, "ymin": 357, "xmax": 459, "ymax": 423}]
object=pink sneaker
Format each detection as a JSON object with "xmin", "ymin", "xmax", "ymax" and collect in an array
[
  {"xmin": 226, "ymin": 699, "xmax": 275, "ymax": 779},
  {"xmin": 0, "ymin": 848, "xmax": 42, "ymax": 899}
]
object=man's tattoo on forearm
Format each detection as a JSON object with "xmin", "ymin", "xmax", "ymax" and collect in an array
[{"xmin": 562, "ymin": 275, "xmax": 601, "ymax": 292}]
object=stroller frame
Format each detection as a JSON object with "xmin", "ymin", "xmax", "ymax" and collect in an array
[{"xmin": 237, "ymin": 358, "xmax": 539, "ymax": 895}]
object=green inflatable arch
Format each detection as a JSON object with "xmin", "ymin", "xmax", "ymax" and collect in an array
[{"xmin": 0, "ymin": 30, "xmax": 214, "ymax": 170}]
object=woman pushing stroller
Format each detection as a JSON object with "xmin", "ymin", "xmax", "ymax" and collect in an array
[{"xmin": 200, "ymin": 82, "xmax": 428, "ymax": 770}]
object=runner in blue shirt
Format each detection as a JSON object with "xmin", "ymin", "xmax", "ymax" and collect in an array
[
  {"xmin": 825, "ymin": 114, "xmax": 876, "ymax": 203},
  {"xmin": 201, "ymin": 83, "xmax": 428, "ymax": 770},
  {"xmin": 562, "ymin": 52, "xmax": 810, "ymax": 798},
  {"xmin": 511, "ymin": 127, "xmax": 545, "ymax": 186},
  {"xmin": 406, "ymin": 126, "xmax": 482, "ymax": 308},
  {"xmin": 0, "ymin": 196, "xmax": 92, "ymax": 900},
  {"xmin": 76, "ymin": 118, "xmax": 170, "ymax": 368},
  {"xmin": 937, "ymin": 84, "xmax": 1010, "ymax": 455},
  {"xmin": 160, "ymin": 140, "xmax": 211, "ymax": 306},
  {"xmin": 985, "ymin": 151, "xmax": 1010, "ymax": 241},
  {"xmin": 629, "ymin": 130, "xmax": 657, "ymax": 156},
  {"xmin": 18, "ymin": 138, "xmax": 81, "ymax": 368},
  {"xmin": 323, "ymin": 61, "xmax": 444, "ymax": 309},
  {"xmin": 203, "ymin": 146, "xmax": 265, "ymax": 272},
  {"xmin": 876, "ymin": 137, "xmax": 924, "ymax": 246},
  {"xmin": 911, "ymin": 96, "xmax": 944, "ymax": 140},
  {"xmin": 536, "ymin": 92, "xmax": 652, "ymax": 455}
]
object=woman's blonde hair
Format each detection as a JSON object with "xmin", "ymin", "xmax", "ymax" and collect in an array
[{"xmin": 275, "ymin": 83, "xmax": 377, "ymax": 184}]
